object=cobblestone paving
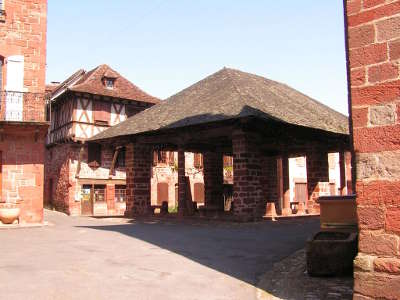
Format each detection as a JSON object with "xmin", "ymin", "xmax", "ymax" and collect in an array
[{"xmin": 257, "ymin": 249, "xmax": 353, "ymax": 300}]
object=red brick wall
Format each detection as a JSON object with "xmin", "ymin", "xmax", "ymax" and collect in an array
[
  {"xmin": 0, "ymin": 125, "xmax": 46, "ymax": 223},
  {"xmin": 0, "ymin": 0, "xmax": 47, "ymax": 93},
  {"xmin": 346, "ymin": 1, "xmax": 400, "ymax": 298}
]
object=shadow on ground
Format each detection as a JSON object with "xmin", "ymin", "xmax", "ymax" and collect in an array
[{"xmin": 77, "ymin": 217, "xmax": 320, "ymax": 296}]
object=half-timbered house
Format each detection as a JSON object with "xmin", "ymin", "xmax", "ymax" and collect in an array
[{"xmin": 45, "ymin": 64, "xmax": 160, "ymax": 216}]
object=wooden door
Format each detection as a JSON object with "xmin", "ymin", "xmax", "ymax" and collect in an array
[
  {"xmin": 193, "ymin": 183, "xmax": 204, "ymax": 204},
  {"xmin": 157, "ymin": 183, "xmax": 169, "ymax": 205},
  {"xmin": 294, "ymin": 182, "xmax": 307, "ymax": 203},
  {"xmin": 81, "ymin": 185, "xmax": 93, "ymax": 215}
]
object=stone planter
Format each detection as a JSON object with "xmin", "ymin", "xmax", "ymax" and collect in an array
[
  {"xmin": 306, "ymin": 231, "xmax": 358, "ymax": 276},
  {"xmin": 317, "ymin": 195, "xmax": 357, "ymax": 231},
  {"xmin": 0, "ymin": 203, "xmax": 21, "ymax": 224}
]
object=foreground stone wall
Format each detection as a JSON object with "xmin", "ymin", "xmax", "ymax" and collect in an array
[
  {"xmin": 0, "ymin": 126, "xmax": 47, "ymax": 223},
  {"xmin": 346, "ymin": 0, "xmax": 400, "ymax": 298}
]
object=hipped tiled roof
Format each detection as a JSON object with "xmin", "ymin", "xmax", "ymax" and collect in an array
[
  {"xmin": 51, "ymin": 64, "xmax": 160, "ymax": 104},
  {"xmin": 90, "ymin": 68, "xmax": 349, "ymax": 142}
]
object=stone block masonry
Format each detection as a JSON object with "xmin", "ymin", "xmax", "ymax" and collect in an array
[
  {"xmin": 232, "ymin": 130, "xmax": 265, "ymax": 221},
  {"xmin": 346, "ymin": 0, "xmax": 400, "ymax": 298},
  {"xmin": 203, "ymin": 151, "xmax": 223, "ymax": 209},
  {"xmin": 125, "ymin": 143, "xmax": 152, "ymax": 216},
  {"xmin": 0, "ymin": 0, "xmax": 47, "ymax": 94},
  {"xmin": 0, "ymin": 125, "xmax": 47, "ymax": 223}
]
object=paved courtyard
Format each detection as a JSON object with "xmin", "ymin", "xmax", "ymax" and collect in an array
[{"xmin": 0, "ymin": 210, "xmax": 320, "ymax": 300}]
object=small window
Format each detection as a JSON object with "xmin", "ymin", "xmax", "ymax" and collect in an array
[
  {"xmin": 93, "ymin": 185, "xmax": 106, "ymax": 202},
  {"xmin": 115, "ymin": 185, "xmax": 126, "ymax": 202},
  {"xmin": 88, "ymin": 143, "xmax": 101, "ymax": 168},
  {"xmin": 194, "ymin": 153, "xmax": 203, "ymax": 169},
  {"xmin": 104, "ymin": 77, "xmax": 114, "ymax": 89},
  {"xmin": 223, "ymin": 155, "xmax": 233, "ymax": 168},
  {"xmin": 115, "ymin": 147, "xmax": 125, "ymax": 168},
  {"xmin": 153, "ymin": 151, "xmax": 167, "ymax": 165}
]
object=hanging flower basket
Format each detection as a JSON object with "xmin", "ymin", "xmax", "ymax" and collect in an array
[{"xmin": 0, "ymin": 202, "xmax": 21, "ymax": 224}]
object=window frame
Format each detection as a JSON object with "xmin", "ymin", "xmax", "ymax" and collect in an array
[
  {"xmin": 88, "ymin": 143, "xmax": 101, "ymax": 168},
  {"xmin": 115, "ymin": 147, "xmax": 126, "ymax": 168}
]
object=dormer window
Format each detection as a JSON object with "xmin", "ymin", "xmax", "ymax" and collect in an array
[{"xmin": 104, "ymin": 77, "xmax": 114, "ymax": 89}]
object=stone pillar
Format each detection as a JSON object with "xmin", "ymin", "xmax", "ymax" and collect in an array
[
  {"xmin": 106, "ymin": 184, "xmax": 115, "ymax": 213},
  {"xmin": 203, "ymin": 151, "xmax": 223, "ymax": 209},
  {"xmin": 339, "ymin": 152, "xmax": 347, "ymax": 195},
  {"xmin": 232, "ymin": 130, "xmax": 264, "ymax": 221},
  {"xmin": 177, "ymin": 150, "xmax": 187, "ymax": 216},
  {"xmin": 124, "ymin": 143, "xmax": 151, "ymax": 217},
  {"xmin": 277, "ymin": 155, "xmax": 290, "ymax": 215},
  {"xmin": 306, "ymin": 148, "xmax": 329, "ymax": 213}
]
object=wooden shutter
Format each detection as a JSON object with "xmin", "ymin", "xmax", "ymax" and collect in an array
[
  {"xmin": 194, "ymin": 153, "xmax": 203, "ymax": 169},
  {"xmin": 94, "ymin": 101, "xmax": 110, "ymax": 124},
  {"xmin": 116, "ymin": 147, "xmax": 126, "ymax": 168},
  {"xmin": 153, "ymin": 151, "xmax": 158, "ymax": 166},
  {"xmin": 5, "ymin": 56, "xmax": 24, "ymax": 121},
  {"xmin": 168, "ymin": 152, "xmax": 175, "ymax": 166},
  {"xmin": 223, "ymin": 155, "xmax": 233, "ymax": 167},
  {"xmin": 294, "ymin": 182, "xmax": 307, "ymax": 203},
  {"xmin": 88, "ymin": 143, "xmax": 101, "ymax": 168},
  {"xmin": 6, "ymin": 55, "xmax": 24, "ymax": 91}
]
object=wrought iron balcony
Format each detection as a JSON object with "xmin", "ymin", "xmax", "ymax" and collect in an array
[{"xmin": 0, "ymin": 91, "xmax": 49, "ymax": 122}]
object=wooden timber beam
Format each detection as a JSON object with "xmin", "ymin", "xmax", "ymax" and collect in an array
[
  {"xmin": 109, "ymin": 146, "xmax": 122, "ymax": 178},
  {"xmin": 75, "ymin": 144, "xmax": 85, "ymax": 178}
]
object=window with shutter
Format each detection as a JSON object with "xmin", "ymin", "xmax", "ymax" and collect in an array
[
  {"xmin": 5, "ymin": 55, "xmax": 24, "ymax": 121},
  {"xmin": 94, "ymin": 101, "xmax": 110, "ymax": 125},
  {"xmin": 88, "ymin": 143, "xmax": 101, "ymax": 168},
  {"xmin": 194, "ymin": 153, "xmax": 203, "ymax": 169},
  {"xmin": 223, "ymin": 155, "xmax": 233, "ymax": 167},
  {"xmin": 153, "ymin": 151, "xmax": 158, "ymax": 166},
  {"xmin": 115, "ymin": 147, "xmax": 125, "ymax": 168},
  {"xmin": 6, "ymin": 55, "xmax": 24, "ymax": 92},
  {"xmin": 168, "ymin": 151, "xmax": 175, "ymax": 166}
]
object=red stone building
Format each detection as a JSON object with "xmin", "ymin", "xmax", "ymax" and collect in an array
[
  {"xmin": 91, "ymin": 68, "xmax": 352, "ymax": 220},
  {"xmin": 0, "ymin": 0, "xmax": 48, "ymax": 224},
  {"xmin": 45, "ymin": 64, "xmax": 161, "ymax": 216},
  {"xmin": 346, "ymin": 0, "xmax": 400, "ymax": 298}
]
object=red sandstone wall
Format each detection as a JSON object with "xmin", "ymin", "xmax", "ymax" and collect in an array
[
  {"xmin": 0, "ymin": 126, "xmax": 46, "ymax": 223},
  {"xmin": 45, "ymin": 143, "xmax": 73, "ymax": 214},
  {"xmin": 46, "ymin": 143, "xmax": 128, "ymax": 215},
  {"xmin": 346, "ymin": 1, "xmax": 400, "ymax": 298},
  {"xmin": 0, "ymin": 0, "xmax": 47, "ymax": 93}
]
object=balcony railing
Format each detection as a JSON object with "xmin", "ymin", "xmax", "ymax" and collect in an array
[{"xmin": 0, "ymin": 91, "xmax": 49, "ymax": 122}]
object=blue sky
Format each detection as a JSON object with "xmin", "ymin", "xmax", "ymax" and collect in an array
[{"xmin": 47, "ymin": 1, "xmax": 348, "ymax": 114}]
